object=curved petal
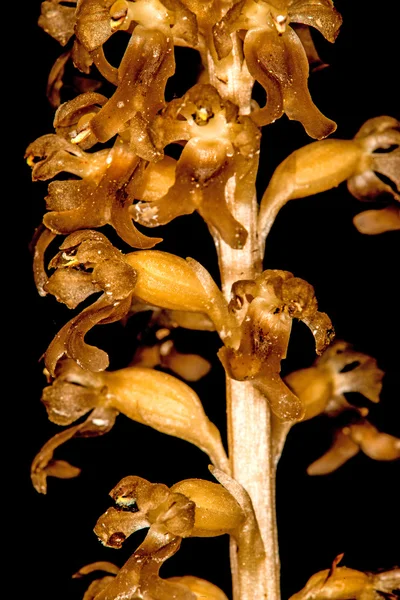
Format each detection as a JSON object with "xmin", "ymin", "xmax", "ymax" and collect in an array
[
  {"xmin": 347, "ymin": 170, "xmax": 397, "ymax": 202},
  {"xmin": 54, "ymin": 91, "xmax": 108, "ymax": 149},
  {"xmin": 75, "ymin": 0, "xmax": 114, "ymax": 52},
  {"xmin": 46, "ymin": 50, "xmax": 71, "ymax": 108},
  {"xmin": 212, "ymin": 0, "xmax": 246, "ymax": 60},
  {"xmin": 289, "ymin": 0, "xmax": 343, "ymax": 43},
  {"xmin": 353, "ymin": 205, "xmax": 400, "ymax": 234},
  {"xmin": 91, "ymin": 47, "xmax": 119, "ymax": 84},
  {"xmin": 373, "ymin": 148, "xmax": 400, "ymax": 195},
  {"xmin": 45, "ymin": 180, "xmax": 94, "ymax": 212},
  {"xmin": 44, "ymin": 245, "xmax": 137, "ymax": 374},
  {"xmin": 307, "ymin": 429, "xmax": 360, "ymax": 475},
  {"xmin": 25, "ymin": 134, "xmax": 87, "ymax": 181},
  {"xmin": 246, "ymin": 27, "xmax": 336, "ymax": 138},
  {"xmin": 350, "ymin": 421, "xmax": 400, "ymax": 461},
  {"xmin": 41, "ymin": 379, "xmax": 100, "ymax": 425},
  {"xmin": 39, "ymin": 0, "xmax": 76, "ymax": 46},
  {"xmin": 72, "ymin": 39, "xmax": 93, "ymax": 73},
  {"xmin": 302, "ymin": 311, "xmax": 335, "ymax": 355},
  {"xmin": 292, "ymin": 24, "xmax": 328, "ymax": 71},
  {"xmin": 162, "ymin": 0, "xmax": 198, "ymax": 46},
  {"xmin": 244, "ymin": 29, "xmax": 284, "ymax": 127},
  {"xmin": 31, "ymin": 406, "xmax": 118, "ymax": 493},
  {"xmin": 93, "ymin": 528, "xmax": 190, "ymax": 600},
  {"xmin": 89, "ymin": 27, "xmax": 175, "ymax": 143},
  {"xmin": 31, "ymin": 225, "xmax": 57, "ymax": 296}
]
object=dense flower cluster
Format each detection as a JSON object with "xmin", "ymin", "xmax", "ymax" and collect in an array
[{"xmin": 28, "ymin": 1, "xmax": 399, "ymax": 599}]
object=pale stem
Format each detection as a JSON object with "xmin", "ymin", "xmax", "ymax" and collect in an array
[
  {"xmin": 204, "ymin": 31, "xmax": 281, "ymax": 600},
  {"xmin": 212, "ymin": 180, "xmax": 280, "ymax": 600}
]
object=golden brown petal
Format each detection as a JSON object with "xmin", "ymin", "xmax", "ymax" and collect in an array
[
  {"xmin": 39, "ymin": 0, "xmax": 77, "ymax": 46},
  {"xmin": 220, "ymin": 270, "xmax": 333, "ymax": 421},
  {"xmin": 288, "ymin": 0, "xmax": 342, "ymax": 43},
  {"xmin": 307, "ymin": 429, "xmax": 360, "ymax": 475},
  {"xmin": 42, "ymin": 376, "xmax": 101, "ymax": 425},
  {"xmin": 286, "ymin": 341, "xmax": 384, "ymax": 421},
  {"xmin": 75, "ymin": 0, "xmax": 114, "ymax": 52},
  {"xmin": 316, "ymin": 341, "xmax": 384, "ymax": 405},
  {"xmin": 93, "ymin": 528, "xmax": 192, "ymax": 600},
  {"xmin": 162, "ymin": 0, "xmax": 198, "ymax": 46},
  {"xmin": 348, "ymin": 117, "xmax": 400, "ymax": 212},
  {"xmin": 73, "ymin": 562, "xmax": 120, "ymax": 577},
  {"xmin": 45, "ymin": 268, "xmax": 98, "ymax": 309},
  {"xmin": 47, "ymin": 50, "xmax": 72, "ymax": 108},
  {"xmin": 54, "ymin": 91, "xmax": 108, "ymax": 149},
  {"xmin": 307, "ymin": 420, "xmax": 400, "ymax": 475},
  {"xmin": 212, "ymin": 0, "xmax": 246, "ymax": 60},
  {"xmin": 44, "ymin": 232, "xmax": 138, "ymax": 374},
  {"xmin": 42, "ymin": 138, "xmax": 161, "ymax": 247},
  {"xmin": 89, "ymin": 27, "xmax": 175, "ymax": 144},
  {"xmin": 81, "ymin": 577, "xmax": 117, "ymax": 600},
  {"xmin": 132, "ymin": 341, "xmax": 211, "ymax": 381},
  {"xmin": 349, "ymin": 421, "xmax": 400, "ymax": 462},
  {"xmin": 31, "ymin": 406, "xmax": 118, "ymax": 493},
  {"xmin": 26, "ymin": 134, "xmax": 88, "ymax": 181},
  {"xmin": 353, "ymin": 205, "xmax": 400, "ymax": 234},
  {"xmin": 91, "ymin": 46, "xmax": 119, "ymax": 84},
  {"xmin": 31, "ymin": 225, "xmax": 57, "ymax": 296},
  {"xmin": 72, "ymin": 38, "xmax": 94, "ymax": 73},
  {"xmin": 292, "ymin": 24, "xmax": 328, "ymax": 71},
  {"xmin": 245, "ymin": 27, "xmax": 336, "ymax": 139}
]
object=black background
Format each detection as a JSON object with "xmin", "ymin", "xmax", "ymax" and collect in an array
[{"xmin": 17, "ymin": 1, "xmax": 399, "ymax": 599}]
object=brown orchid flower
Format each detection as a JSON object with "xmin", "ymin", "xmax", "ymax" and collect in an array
[
  {"xmin": 131, "ymin": 335, "xmax": 211, "ymax": 382},
  {"xmin": 89, "ymin": 527, "xmax": 192, "ymax": 600},
  {"xmin": 307, "ymin": 418, "xmax": 400, "ymax": 475},
  {"xmin": 258, "ymin": 116, "xmax": 400, "ymax": 245},
  {"xmin": 74, "ymin": 562, "xmax": 229, "ymax": 600},
  {"xmin": 271, "ymin": 341, "xmax": 385, "ymax": 465},
  {"xmin": 26, "ymin": 133, "xmax": 161, "ymax": 248},
  {"xmin": 41, "ymin": 230, "xmax": 233, "ymax": 375},
  {"xmin": 94, "ymin": 475, "xmax": 245, "ymax": 547},
  {"xmin": 39, "ymin": 0, "xmax": 198, "ymax": 78},
  {"xmin": 219, "ymin": 269, "xmax": 334, "ymax": 421},
  {"xmin": 31, "ymin": 358, "xmax": 229, "ymax": 493},
  {"xmin": 285, "ymin": 340, "xmax": 384, "ymax": 421},
  {"xmin": 39, "ymin": 0, "xmax": 77, "ymax": 47},
  {"xmin": 212, "ymin": 0, "xmax": 341, "ymax": 138},
  {"xmin": 131, "ymin": 83, "xmax": 261, "ymax": 248},
  {"xmin": 290, "ymin": 554, "xmax": 400, "ymax": 600}
]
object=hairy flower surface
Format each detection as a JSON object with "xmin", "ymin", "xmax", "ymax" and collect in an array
[
  {"xmin": 219, "ymin": 269, "xmax": 334, "ymax": 421},
  {"xmin": 213, "ymin": 0, "xmax": 341, "ymax": 137}
]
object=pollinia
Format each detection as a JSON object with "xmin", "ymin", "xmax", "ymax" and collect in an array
[{"xmin": 26, "ymin": 1, "xmax": 399, "ymax": 599}]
